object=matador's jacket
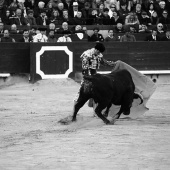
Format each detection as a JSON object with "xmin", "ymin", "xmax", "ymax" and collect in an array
[{"xmin": 80, "ymin": 48, "xmax": 115, "ymax": 75}]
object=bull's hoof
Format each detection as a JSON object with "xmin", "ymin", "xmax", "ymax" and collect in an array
[
  {"xmin": 58, "ymin": 116, "xmax": 73, "ymax": 125},
  {"xmin": 123, "ymin": 110, "xmax": 130, "ymax": 115}
]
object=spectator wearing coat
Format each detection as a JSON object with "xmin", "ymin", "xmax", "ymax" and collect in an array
[
  {"xmin": 161, "ymin": 30, "xmax": 170, "ymax": 41},
  {"xmin": 18, "ymin": 29, "xmax": 33, "ymax": 42},
  {"xmin": 36, "ymin": 9, "xmax": 50, "ymax": 26},
  {"xmin": 89, "ymin": 27, "xmax": 104, "ymax": 42},
  {"xmin": 25, "ymin": 9, "xmax": 37, "ymax": 26},
  {"xmin": 145, "ymin": 29, "xmax": 161, "ymax": 41},
  {"xmin": 120, "ymin": 30, "xmax": 136, "ymax": 42},
  {"xmin": 105, "ymin": 29, "xmax": 117, "ymax": 42}
]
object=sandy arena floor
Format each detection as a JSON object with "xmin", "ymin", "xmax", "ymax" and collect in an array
[{"xmin": 0, "ymin": 76, "xmax": 170, "ymax": 170}]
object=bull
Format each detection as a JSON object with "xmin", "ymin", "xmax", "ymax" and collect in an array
[{"xmin": 72, "ymin": 69, "xmax": 143, "ymax": 125}]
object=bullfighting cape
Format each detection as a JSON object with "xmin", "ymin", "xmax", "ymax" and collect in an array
[{"xmin": 94, "ymin": 60, "xmax": 157, "ymax": 119}]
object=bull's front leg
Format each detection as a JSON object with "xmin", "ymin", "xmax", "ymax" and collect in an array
[
  {"xmin": 95, "ymin": 104, "xmax": 111, "ymax": 124},
  {"xmin": 72, "ymin": 97, "xmax": 89, "ymax": 122}
]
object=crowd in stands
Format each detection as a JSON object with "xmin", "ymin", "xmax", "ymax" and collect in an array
[{"xmin": 0, "ymin": 0, "xmax": 170, "ymax": 42}]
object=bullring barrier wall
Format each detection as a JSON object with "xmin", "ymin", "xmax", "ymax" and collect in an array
[{"xmin": 0, "ymin": 42, "xmax": 170, "ymax": 83}]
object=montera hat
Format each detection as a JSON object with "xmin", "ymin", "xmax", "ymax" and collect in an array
[{"xmin": 95, "ymin": 43, "xmax": 105, "ymax": 53}]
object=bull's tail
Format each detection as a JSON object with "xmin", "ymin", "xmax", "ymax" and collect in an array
[{"xmin": 133, "ymin": 92, "xmax": 143, "ymax": 104}]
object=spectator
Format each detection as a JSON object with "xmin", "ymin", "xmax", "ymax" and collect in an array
[
  {"xmin": 25, "ymin": 9, "xmax": 37, "ymax": 26},
  {"xmin": 139, "ymin": 11, "xmax": 152, "ymax": 27},
  {"xmin": 73, "ymin": 11, "xmax": 85, "ymax": 25},
  {"xmin": 108, "ymin": 4, "xmax": 117, "ymax": 18},
  {"xmin": 155, "ymin": 1, "xmax": 167, "ymax": 18},
  {"xmin": 10, "ymin": 8, "xmax": 28, "ymax": 26},
  {"xmin": 92, "ymin": 0, "xmax": 103, "ymax": 9},
  {"xmin": 81, "ymin": 2, "xmax": 93, "ymax": 25},
  {"xmin": 50, "ymin": 0, "xmax": 60, "ymax": 10},
  {"xmin": 161, "ymin": 30, "xmax": 170, "ymax": 41},
  {"xmin": 156, "ymin": 23, "xmax": 165, "ymax": 37},
  {"xmin": 60, "ymin": 9, "xmax": 74, "ymax": 25},
  {"xmin": 89, "ymin": 27, "xmax": 104, "ymax": 42},
  {"xmin": 118, "ymin": 2, "xmax": 130, "ymax": 23},
  {"xmin": 99, "ymin": 8, "xmax": 111, "ymax": 25},
  {"xmin": 138, "ymin": 24, "xmax": 152, "ymax": 33},
  {"xmin": 150, "ymin": 11, "xmax": 159, "ymax": 25},
  {"xmin": 62, "ymin": 0, "xmax": 72, "ymax": 11},
  {"xmin": 98, "ymin": 3, "xmax": 105, "ymax": 17},
  {"xmin": 9, "ymin": 24, "xmax": 21, "ymax": 34},
  {"xmin": 147, "ymin": 2, "xmax": 155, "ymax": 18},
  {"xmin": 24, "ymin": 0, "xmax": 34, "ymax": 11},
  {"xmin": 50, "ymin": 10, "xmax": 62, "ymax": 25},
  {"xmin": 57, "ymin": 21, "xmax": 72, "ymax": 34},
  {"xmin": 57, "ymin": 2, "xmax": 65, "ymax": 17},
  {"xmin": 46, "ymin": 1, "xmax": 53, "ymax": 18},
  {"xmin": 133, "ymin": 3, "xmax": 142, "ymax": 19},
  {"xmin": 2, "ymin": 9, "xmax": 11, "ymax": 25},
  {"xmin": 120, "ymin": 30, "xmax": 136, "ymax": 41},
  {"xmin": 0, "ymin": 29, "xmax": 15, "ymax": 42},
  {"xmin": 124, "ymin": 12, "xmax": 140, "ymax": 32},
  {"xmin": 0, "ymin": 22, "xmax": 4, "ymax": 34},
  {"xmin": 110, "ymin": 11, "xmax": 124, "ymax": 25},
  {"xmin": 78, "ymin": 0, "xmax": 87, "ymax": 10},
  {"xmin": 36, "ymin": 9, "xmax": 50, "ymax": 26},
  {"xmin": 145, "ymin": 28, "xmax": 161, "ymax": 41},
  {"xmin": 105, "ymin": 29, "xmax": 117, "ymax": 42},
  {"xmin": 88, "ymin": 9, "xmax": 99, "ymax": 25},
  {"xmin": 69, "ymin": 1, "xmax": 79, "ymax": 18},
  {"xmin": 9, "ymin": 0, "xmax": 19, "ymax": 13},
  {"xmin": 47, "ymin": 29, "xmax": 58, "ymax": 43},
  {"xmin": 18, "ymin": 29, "xmax": 33, "ymax": 42},
  {"xmin": 34, "ymin": 1, "xmax": 46, "ymax": 18},
  {"xmin": 57, "ymin": 30, "xmax": 72, "ymax": 42},
  {"xmin": 158, "ymin": 10, "xmax": 170, "ymax": 30},
  {"xmin": 114, "ymin": 22, "xmax": 125, "ymax": 33},
  {"xmin": 29, "ymin": 26, "xmax": 37, "ymax": 39},
  {"xmin": 33, "ymin": 27, "xmax": 48, "ymax": 42}
]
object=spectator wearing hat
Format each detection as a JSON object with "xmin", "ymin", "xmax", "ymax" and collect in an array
[
  {"xmin": 120, "ymin": 30, "xmax": 136, "ymax": 42},
  {"xmin": 105, "ymin": 29, "xmax": 117, "ymax": 42},
  {"xmin": 69, "ymin": 1, "xmax": 79, "ymax": 18},
  {"xmin": 145, "ymin": 28, "xmax": 161, "ymax": 41},
  {"xmin": 57, "ymin": 30, "xmax": 72, "ymax": 42},
  {"xmin": 25, "ymin": 9, "xmax": 37, "ymax": 26},
  {"xmin": 18, "ymin": 29, "xmax": 33, "ymax": 42},
  {"xmin": 99, "ymin": 8, "xmax": 111, "ymax": 25},
  {"xmin": 89, "ymin": 27, "xmax": 104, "ymax": 42},
  {"xmin": 161, "ymin": 29, "xmax": 170, "ymax": 41},
  {"xmin": 33, "ymin": 27, "xmax": 48, "ymax": 42},
  {"xmin": 36, "ymin": 9, "xmax": 50, "ymax": 26}
]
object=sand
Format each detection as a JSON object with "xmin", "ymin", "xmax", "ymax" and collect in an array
[{"xmin": 0, "ymin": 76, "xmax": 170, "ymax": 170}]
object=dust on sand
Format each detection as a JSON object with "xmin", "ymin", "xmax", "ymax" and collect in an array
[{"xmin": 0, "ymin": 76, "xmax": 170, "ymax": 170}]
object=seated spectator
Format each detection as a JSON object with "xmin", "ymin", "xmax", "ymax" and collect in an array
[
  {"xmin": 0, "ymin": 29, "xmax": 15, "ymax": 42},
  {"xmin": 33, "ymin": 27, "xmax": 48, "ymax": 42},
  {"xmin": 120, "ymin": 30, "xmax": 136, "ymax": 42},
  {"xmin": 108, "ymin": 4, "xmax": 117, "ymax": 18},
  {"xmin": 88, "ymin": 9, "xmax": 100, "ymax": 25},
  {"xmin": 114, "ymin": 23, "xmax": 125, "ymax": 33},
  {"xmin": 17, "ymin": 29, "xmax": 33, "ymax": 42},
  {"xmin": 89, "ymin": 27, "xmax": 104, "ymax": 42},
  {"xmin": 161, "ymin": 30, "xmax": 170, "ymax": 41},
  {"xmin": 145, "ymin": 28, "xmax": 161, "ymax": 41},
  {"xmin": 49, "ymin": 10, "xmax": 62, "ymax": 25},
  {"xmin": 36, "ymin": 9, "xmax": 50, "ymax": 26},
  {"xmin": 9, "ymin": 8, "xmax": 28, "ymax": 26},
  {"xmin": 0, "ymin": 22, "xmax": 4, "ymax": 34},
  {"xmin": 29, "ymin": 26, "xmax": 37, "ymax": 39},
  {"xmin": 81, "ymin": 2, "xmax": 93, "ymax": 25},
  {"xmin": 105, "ymin": 29, "xmax": 117, "ymax": 42},
  {"xmin": 156, "ymin": 1, "xmax": 167, "ymax": 18},
  {"xmin": 110, "ymin": 11, "xmax": 124, "ymax": 25},
  {"xmin": 60, "ymin": 9, "xmax": 75, "ymax": 25},
  {"xmin": 57, "ymin": 22, "xmax": 72, "ymax": 34},
  {"xmin": 46, "ymin": 1, "xmax": 53, "ymax": 18},
  {"xmin": 57, "ymin": 2, "xmax": 65, "ymax": 17},
  {"xmin": 25, "ymin": 9, "xmax": 37, "ymax": 26},
  {"xmin": 47, "ymin": 23, "xmax": 57, "ymax": 32},
  {"xmin": 47, "ymin": 29, "xmax": 57, "ymax": 43},
  {"xmin": 24, "ymin": 0, "xmax": 34, "ymax": 11},
  {"xmin": 57, "ymin": 30, "xmax": 72, "ymax": 42},
  {"xmin": 73, "ymin": 11, "xmax": 86, "ymax": 25},
  {"xmin": 139, "ymin": 11, "xmax": 152, "ymax": 27},
  {"xmin": 98, "ymin": 8, "xmax": 111, "ymax": 25},
  {"xmin": 118, "ymin": 2, "xmax": 130, "ymax": 23},
  {"xmin": 98, "ymin": 3, "xmax": 105, "ymax": 17},
  {"xmin": 138, "ymin": 24, "xmax": 152, "ymax": 33},
  {"xmin": 69, "ymin": 1, "xmax": 79, "ymax": 18},
  {"xmin": 129, "ymin": 25, "xmax": 138, "ymax": 33},
  {"xmin": 92, "ymin": 0, "xmax": 103, "ymax": 9},
  {"xmin": 2, "ymin": 9, "xmax": 11, "ymax": 25},
  {"xmin": 147, "ymin": 2, "xmax": 156, "ymax": 18},
  {"xmin": 150, "ymin": 11, "xmax": 159, "ymax": 25},
  {"xmin": 158, "ymin": 10, "xmax": 170, "ymax": 30},
  {"xmin": 9, "ymin": 24, "xmax": 22, "ymax": 34},
  {"xmin": 34, "ymin": 1, "xmax": 46, "ymax": 18},
  {"xmin": 124, "ymin": 12, "xmax": 140, "ymax": 31},
  {"xmin": 156, "ymin": 23, "xmax": 165, "ymax": 35},
  {"xmin": 9, "ymin": 0, "xmax": 19, "ymax": 14},
  {"xmin": 133, "ymin": 3, "xmax": 142, "ymax": 20}
]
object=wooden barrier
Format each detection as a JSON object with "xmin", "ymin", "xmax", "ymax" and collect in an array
[{"xmin": 0, "ymin": 42, "xmax": 170, "ymax": 83}]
